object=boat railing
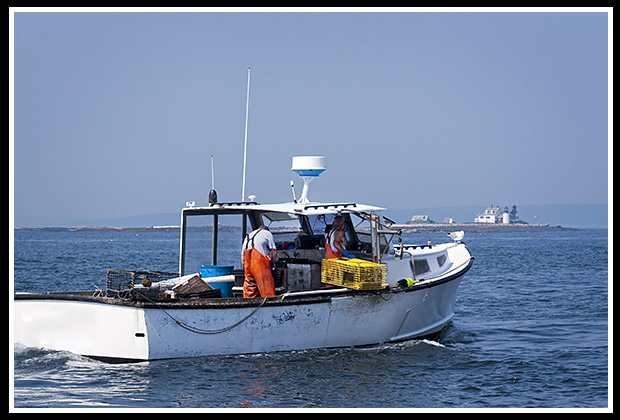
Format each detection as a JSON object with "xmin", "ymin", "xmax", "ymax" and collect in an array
[{"xmin": 211, "ymin": 201, "xmax": 260, "ymax": 207}]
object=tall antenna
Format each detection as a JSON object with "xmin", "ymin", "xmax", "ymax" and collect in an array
[
  {"xmin": 241, "ymin": 67, "xmax": 251, "ymax": 202},
  {"xmin": 211, "ymin": 154, "xmax": 215, "ymax": 191}
]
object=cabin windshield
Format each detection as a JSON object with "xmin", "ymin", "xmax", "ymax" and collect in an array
[
  {"xmin": 182, "ymin": 213, "xmax": 246, "ymax": 275},
  {"xmin": 259, "ymin": 212, "xmax": 304, "ymax": 247},
  {"xmin": 305, "ymin": 212, "xmax": 389, "ymax": 258},
  {"xmin": 180, "ymin": 209, "xmax": 310, "ymax": 276}
]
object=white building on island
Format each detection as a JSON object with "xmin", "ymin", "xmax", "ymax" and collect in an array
[
  {"xmin": 408, "ymin": 215, "xmax": 429, "ymax": 223},
  {"xmin": 475, "ymin": 205, "xmax": 510, "ymax": 224}
]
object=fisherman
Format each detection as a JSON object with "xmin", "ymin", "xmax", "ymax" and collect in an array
[
  {"xmin": 325, "ymin": 215, "xmax": 356, "ymax": 259},
  {"xmin": 241, "ymin": 225, "xmax": 277, "ymax": 298}
]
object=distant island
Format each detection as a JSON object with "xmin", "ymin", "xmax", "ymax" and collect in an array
[
  {"xmin": 13, "ymin": 203, "xmax": 606, "ymax": 230},
  {"xmin": 14, "ymin": 226, "xmax": 182, "ymax": 232},
  {"xmin": 392, "ymin": 223, "xmax": 574, "ymax": 233},
  {"xmin": 14, "ymin": 222, "xmax": 575, "ymax": 234},
  {"xmin": 400, "ymin": 204, "xmax": 577, "ymax": 232},
  {"xmin": 13, "ymin": 204, "xmax": 596, "ymax": 233}
]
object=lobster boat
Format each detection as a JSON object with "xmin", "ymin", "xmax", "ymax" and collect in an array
[{"xmin": 14, "ymin": 156, "xmax": 474, "ymax": 362}]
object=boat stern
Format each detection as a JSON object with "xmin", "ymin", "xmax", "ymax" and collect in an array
[{"xmin": 14, "ymin": 295, "xmax": 150, "ymax": 362}]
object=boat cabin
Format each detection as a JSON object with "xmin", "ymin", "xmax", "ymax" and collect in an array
[
  {"xmin": 178, "ymin": 201, "xmax": 398, "ymax": 296},
  {"xmin": 392, "ymin": 243, "xmax": 453, "ymax": 281}
]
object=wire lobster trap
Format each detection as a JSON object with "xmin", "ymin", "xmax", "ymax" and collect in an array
[
  {"xmin": 105, "ymin": 270, "xmax": 179, "ymax": 298},
  {"xmin": 320, "ymin": 258, "xmax": 387, "ymax": 290}
]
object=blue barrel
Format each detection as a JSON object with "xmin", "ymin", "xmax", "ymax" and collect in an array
[{"xmin": 200, "ymin": 265, "xmax": 234, "ymax": 278}]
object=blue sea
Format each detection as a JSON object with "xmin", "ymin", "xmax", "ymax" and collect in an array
[{"xmin": 12, "ymin": 228, "xmax": 609, "ymax": 410}]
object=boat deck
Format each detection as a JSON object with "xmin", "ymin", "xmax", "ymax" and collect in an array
[
  {"xmin": 14, "ymin": 255, "xmax": 473, "ymax": 310},
  {"xmin": 14, "ymin": 288, "xmax": 360, "ymax": 309}
]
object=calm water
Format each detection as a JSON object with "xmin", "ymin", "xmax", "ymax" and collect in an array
[{"xmin": 12, "ymin": 228, "xmax": 609, "ymax": 409}]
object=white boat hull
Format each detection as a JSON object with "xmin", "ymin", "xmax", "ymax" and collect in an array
[
  {"xmin": 14, "ymin": 298, "xmax": 150, "ymax": 361},
  {"xmin": 14, "ymin": 264, "xmax": 468, "ymax": 362}
]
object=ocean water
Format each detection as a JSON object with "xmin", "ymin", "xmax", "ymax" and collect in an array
[{"xmin": 12, "ymin": 228, "xmax": 609, "ymax": 409}]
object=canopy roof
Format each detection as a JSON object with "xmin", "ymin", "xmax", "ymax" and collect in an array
[{"xmin": 182, "ymin": 201, "xmax": 386, "ymax": 217}]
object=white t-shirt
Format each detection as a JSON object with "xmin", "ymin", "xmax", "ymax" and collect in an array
[{"xmin": 242, "ymin": 228, "xmax": 276, "ymax": 258}]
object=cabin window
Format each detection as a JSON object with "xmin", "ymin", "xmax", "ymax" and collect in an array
[
  {"xmin": 183, "ymin": 214, "xmax": 245, "ymax": 274},
  {"xmin": 306, "ymin": 213, "xmax": 389, "ymax": 256},
  {"xmin": 259, "ymin": 212, "xmax": 303, "ymax": 247},
  {"xmin": 437, "ymin": 253, "xmax": 447, "ymax": 268},
  {"xmin": 306, "ymin": 213, "xmax": 363, "ymax": 250},
  {"xmin": 412, "ymin": 258, "xmax": 431, "ymax": 276},
  {"xmin": 349, "ymin": 213, "xmax": 371, "ymax": 249},
  {"xmin": 307, "ymin": 214, "xmax": 334, "ymax": 236}
]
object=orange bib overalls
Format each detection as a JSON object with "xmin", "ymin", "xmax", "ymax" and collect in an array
[{"xmin": 243, "ymin": 231, "xmax": 276, "ymax": 298}]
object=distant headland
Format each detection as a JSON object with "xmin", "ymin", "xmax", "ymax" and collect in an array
[{"xmin": 14, "ymin": 223, "xmax": 576, "ymax": 233}]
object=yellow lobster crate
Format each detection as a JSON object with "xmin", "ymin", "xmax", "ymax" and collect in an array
[{"xmin": 321, "ymin": 258, "xmax": 387, "ymax": 290}]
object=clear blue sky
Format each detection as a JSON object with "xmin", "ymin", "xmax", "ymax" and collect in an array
[{"xmin": 11, "ymin": 9, "xmax": 610, "ymax": 227}]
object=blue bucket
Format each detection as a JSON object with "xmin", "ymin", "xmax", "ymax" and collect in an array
[
  {"xmin": 207, "ymin": 277, "xmax": 235, "ymax": 298},
  {"xmin": 200, "ymin": 265, "xmax": 234, "ymax": 278}
]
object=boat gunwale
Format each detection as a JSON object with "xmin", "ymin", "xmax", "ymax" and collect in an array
[{"xmin": 14, "ymin": 256, "xmax": 473, "ymax": 309}]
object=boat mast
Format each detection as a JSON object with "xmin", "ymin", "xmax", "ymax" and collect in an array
[
  {"xmin": 211, "ymin": 154, "xmax": 215, "ymax": 190},
  {"xmin": 241, "ymin": 67, "xmax": 251, "ymax": 202}
]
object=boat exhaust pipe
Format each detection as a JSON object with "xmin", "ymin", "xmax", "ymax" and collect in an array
[{"xmin": 209, "ymin": 154, "xmax": 218, "ymax": 206}]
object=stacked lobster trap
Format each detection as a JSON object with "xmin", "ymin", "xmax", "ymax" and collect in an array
[{"xmin": 320, "ymin": 258, "xmax": 387, "ymax": 290}]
